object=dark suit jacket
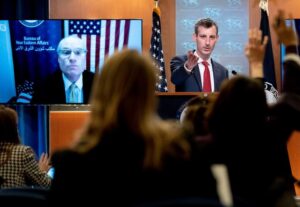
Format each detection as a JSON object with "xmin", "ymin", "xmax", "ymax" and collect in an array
[
  {"xmin": 170, "ymin": 54, "xmax": 228, "ymax": 92},
  {"xmin": 31, "ymin": 70, "xmax": 94, "ymax": 104}
]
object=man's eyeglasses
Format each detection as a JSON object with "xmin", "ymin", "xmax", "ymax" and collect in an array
[{"xmin": 57, "ymin": 48, "xmax": 87, "ymax": 58}]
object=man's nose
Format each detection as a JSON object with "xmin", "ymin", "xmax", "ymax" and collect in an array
[
  {"xmin": 205, "ymin": 38, "xmax": 210, "ymax": 45},
  {"xmin": 69, "ymin": 51, "xmax": 77, "ymax": 59}
]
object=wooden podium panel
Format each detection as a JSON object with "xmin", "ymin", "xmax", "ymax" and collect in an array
[
  {"xmin": 287, "ymin": 131, "xmax": 300, "ymax": 196},
  {"xmin": 49, "ymin": 111, "xmax": 90, "ymax": 154}
]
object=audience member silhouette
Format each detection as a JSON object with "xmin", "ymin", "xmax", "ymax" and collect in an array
[
  {"xmin": 179, "ymin": 94, "xmax": 217, "ymax": 151},
  {"xmin": 207, "ymin": 28, "xmax": 295, "ymax": 207},
  {"xmin": 48, "ymin": 49, "xmax": 219, "ymax": 207},
  {"xmin": 0, "ymin": 105, "xmax": 51, "ymax": 188}
]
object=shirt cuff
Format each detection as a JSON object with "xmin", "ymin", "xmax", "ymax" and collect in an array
[
  {"xmin": 184, "ymin": 62, "xmax": 193, "ymax": 73},
  {"xmin": 284, "ymin": 54, "xmax": 300, "ymax": 66}
]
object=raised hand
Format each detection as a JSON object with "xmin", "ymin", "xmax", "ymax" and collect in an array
[
  {"xmin": 244, "ymin": 28, "xmax": 268, "ymax": 78},
  {"xmin": 185, "ymin": 50, "xmax": 199, "ymax": 70},
  {"xmin": 38, "ymin": 152, "xmax": 51, "ymax": 173}
]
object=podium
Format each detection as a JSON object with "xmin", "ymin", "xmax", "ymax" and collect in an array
[
  {"xmin": 156, "ymin": 92, "xmax": 203, "ymax": 119},
  {"xmin": 49, "ymin": 92, "xmax": 202, "ymax": 153}
]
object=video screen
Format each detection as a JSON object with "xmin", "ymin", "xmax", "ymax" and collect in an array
[{"xmin": 0, "ymin": 19, "xmax": 142, "ymax": 104}]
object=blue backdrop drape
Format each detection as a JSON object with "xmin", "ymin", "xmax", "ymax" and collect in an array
[
  {"xmin": 0, "ymin": 0, "xmax": 48, "ymax": 19},
  {"xmin": 1, "ymin": 0, "xmax": 49, "ymax": 158},
  {"xmin": 13, "ymin": 105, "xmax": 48, "ymax": 157}
]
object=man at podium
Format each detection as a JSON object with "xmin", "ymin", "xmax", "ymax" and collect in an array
[{"xmin": 170, "ymin": 18, "xmax": 228, "ymax": 92}]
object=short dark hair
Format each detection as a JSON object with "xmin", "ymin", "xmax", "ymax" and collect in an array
[
  {"xmin": 194, "ymin": 18, "xmax": 218, "ymax": 35},
  {"xmin": 0, "ymin": 105, "xmax": 20, "ymax": 144}
]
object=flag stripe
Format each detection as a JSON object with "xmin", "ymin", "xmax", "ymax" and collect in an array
[
  {"xmin": 95, "ymin": 34, "xmax": 100, "ymax": 73},
  {"xmin": 90, "ymin": 35, "xmax": 96, "ymax": 72},
  {"xmin": 105, "ymin": 20, "xmax": 111, "ymax": 57},
  {"xmin": 124, "ymin": 20, "xmax": 130, "ymax": 46},
  {"xmin": 99, "ymin": 20, "xmax": 106, "ymax": 70},
  {"xmin": 115, "ymin": 20, "xmax": 120, "ymax": 49},
  {"xmin": 86, "ymin": 35, "xmax": 91, "ymax": 71},
  {"xmin": 109, "ymin": 20, "xmax": 116, "ymax": 56},
  {"xmin": 67, "ymin": 19, "xmax": 131, "ymax": 72},
  {"xmin": 118, "ymin": 21, "xmax": 125, "ymax": 51}
]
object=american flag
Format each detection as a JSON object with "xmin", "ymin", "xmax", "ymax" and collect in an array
[
  {"xmin": 259, "ymin": 0, "xmax": 276, "ymax": 88},
  {"xmin": 65, "ymin": 20, "xmax": 131, "ymax": 73},
  {"xmin": 16, "ymin": 80, "xmax": 34, "ymax": 103},
  {"xmin": 150, "ymin": 8, "xmax": 168, "ymax": 92}
]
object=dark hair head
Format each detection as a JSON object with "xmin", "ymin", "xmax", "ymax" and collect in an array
[
  {"xmin": 0, "ymin": 105, "xmax": 20, "ymax": 144},
  {"xmin": 194, "ymin": 18, "xmax": 218, "ymax": 35},
  {"xmin": 208, "ymin": 76, "xmax": 268, "ymax": 141},
  {"xmin": 180, "ymin": 94, "xmax": 217, "ymax": 136}
]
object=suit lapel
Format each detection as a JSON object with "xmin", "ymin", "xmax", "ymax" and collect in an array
[
  {"xmin": 82, "ymin": 71, "xmax": 88, "ymax": 102},
  {"xmin": 57, "ymin": 71, "xmax": 67, "ymax": 103},
  {"xmin": 211, "ymin": 59, "xmax": 221, "ymax": 90}
]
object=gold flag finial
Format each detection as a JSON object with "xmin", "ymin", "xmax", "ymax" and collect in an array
[
  {"xmin": 154, "ymin": 0, "xmax": 159, "ymax": 8},
  {"xmin": 153, "ymin": 0, "xmax": 161, "ymax": 16},
  {"xmin": 259, "ymin": 0, "xmax": 269, "ymax": 15}
]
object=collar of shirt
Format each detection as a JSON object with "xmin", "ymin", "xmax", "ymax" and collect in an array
[
  {"xmin": 193, "ymin": 51, "xmax": 212, "ymax": 66},
  {"xmin": 62, "ymin": 73, "xmax": 83, "ymax": 92}
]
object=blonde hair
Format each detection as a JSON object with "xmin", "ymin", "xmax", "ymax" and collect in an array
[{"xmin": 74, "ymin": 49, "xmax": 189, "ymax": 169}]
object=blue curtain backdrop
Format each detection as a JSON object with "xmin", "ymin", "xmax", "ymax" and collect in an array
[
  {"xmin": 13, "ymin": 105, "xmax": 48, "ymax": 157},
  {"xmin": 0, "ymin": 0, "xmax": 48, "ymax": 19},
  {"xmin": 0, "ymin": 0, "xmax": 49, "ymax": 158},
  {"xmin": 10, "ymin": 105, "xmax": 49, "ymax": 157}
]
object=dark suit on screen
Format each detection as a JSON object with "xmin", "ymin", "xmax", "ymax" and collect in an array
[
  {"xmin": 31, "ymin": 69, "xmax": 94, "ymax": 104},
  {"xmin": 170, "ymin": 54, "xmax": 228, "ymax": 92}
]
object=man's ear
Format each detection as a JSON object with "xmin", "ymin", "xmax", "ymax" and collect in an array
[{"xmin": 192, "ymin": 33, "xmax": 197, "ymax": 41}]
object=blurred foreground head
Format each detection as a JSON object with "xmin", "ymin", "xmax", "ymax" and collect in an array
[
  {"xmin": 89, "ymin": 49, "xmax": 157, "ymax": 127},
  {"xmin": 208, "ymin": 76, "xmax": 268, "ymax": 140}
]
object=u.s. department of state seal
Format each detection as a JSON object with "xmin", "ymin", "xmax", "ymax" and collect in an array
[
  {"xmin": 19, "ymin": 20, "xmax": 44, "ymax": 28},
  {"xmin": 264, "ymin": 81, "xmax": 279, "ymax": 105}
]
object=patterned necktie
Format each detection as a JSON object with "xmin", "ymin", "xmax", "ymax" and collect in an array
[
  {"xmin": 202, "ymin": 61, "xmax": 212, "ymax": 92},
  {"xmin": 69, "ymin": 83, "xmax": 79, "ymax": 103}
]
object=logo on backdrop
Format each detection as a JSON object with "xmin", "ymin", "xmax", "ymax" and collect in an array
[{"xmin": 19, "ymin": 20, "xmax": 44, "ymax": 28}]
